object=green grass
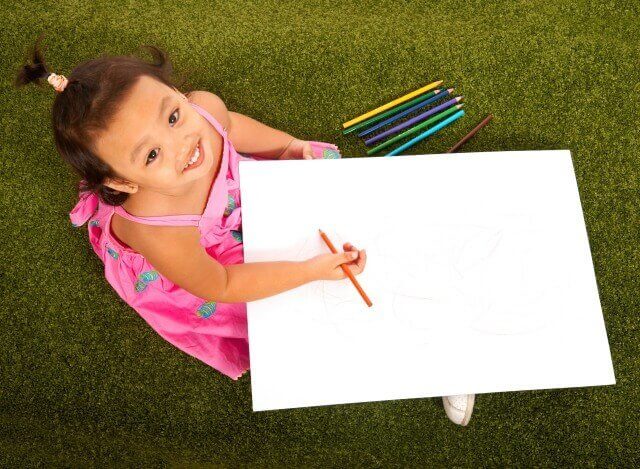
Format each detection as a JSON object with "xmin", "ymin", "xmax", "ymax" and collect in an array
[{"xmin": 1, "ymin": 0, "xmax": 639, "ymax": 465}]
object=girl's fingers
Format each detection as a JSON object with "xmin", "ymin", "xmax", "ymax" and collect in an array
[
  {"xmin": 343, "ymin": 242, "xmax": 353, "ymax": 251},
  {"xmin": 302, "ymin": 141, "xmax": 314, "ymax": 159},
  {"xmin": 340, "ymin": 243, "xmax": 366, "ymax": 273}
]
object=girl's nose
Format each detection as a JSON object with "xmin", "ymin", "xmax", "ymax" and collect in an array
[
  {"xmin": 181, "ymin": 141, "xmax": 194, "ymax": 158},
  {"xmin": 176, "ymin": 144, "xmax": 189, "ymax": 170}
]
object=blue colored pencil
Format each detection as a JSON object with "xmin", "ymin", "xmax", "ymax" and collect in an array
[
  {"xmin": 385, "ymin": 110, "xmax": 466, "ymax": 156},
  {"xmin": 357, "ymin": 88, "xmax": 453, "ymax": 138}
]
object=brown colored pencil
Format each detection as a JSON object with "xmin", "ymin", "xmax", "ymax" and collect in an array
[
  {"xmin": 318, "ymin": 229, "xmax": 373, "ymax": 307},
  {"xmin": 446, "ymin": 114, "xmax": 494, "ymax": 153}
]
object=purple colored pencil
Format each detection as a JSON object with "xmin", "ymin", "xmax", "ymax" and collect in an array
[{"xmin": 364, "ymin": 96, "xmax": 464, "ymax": 146}]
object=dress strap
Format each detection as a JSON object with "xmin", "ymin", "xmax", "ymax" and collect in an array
[
  {"xmin": 113, "ymin": 205, "xmax": 200, "ymax": 226},
  {"xmin": 189, "ymin": 102, "xmax": 228, "ymax": 138}
]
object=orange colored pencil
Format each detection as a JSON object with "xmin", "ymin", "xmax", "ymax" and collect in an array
[{"xmin": 318, "ymin": 229, "xmax": 373, "ymax": 307}]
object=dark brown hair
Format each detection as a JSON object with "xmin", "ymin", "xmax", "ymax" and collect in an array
[{"xmin": 14, "ymin": 32, "xmax": 194, "ymax": 206}]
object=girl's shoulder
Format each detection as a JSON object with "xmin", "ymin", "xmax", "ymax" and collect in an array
[
  {"xmin": 109, "ymin": 213, "xmax": 200, "ymax": 255},
  {"xmin": 110, "ymin": 211, "xmax": 162, "ymax": 253},
  {"xmin": 110, "ymin": 212, "xmax": 200, "ymax": 260},
  {"xmin": 186, "ymin": 90, "xmax": 231, "ymax": 131},
  {"xmin": 110, "ymin": 213, "xmax": 213, "ymax": 294}
]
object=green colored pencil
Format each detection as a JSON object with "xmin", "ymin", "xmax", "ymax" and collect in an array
[
  {"xmin": 366, "ymin": 104, "xmax": 465, "ymax": 155},
  {"xmin": 342, "ymin": 89, "xmax": 444, "ymax": 135}
]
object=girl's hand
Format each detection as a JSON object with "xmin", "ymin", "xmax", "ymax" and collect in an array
[
  {"xmin": 305, "ymin": 242, "xmax": 367, "ymax": 281},
  {"xmin": 279, "ymin": 138, "xmax": 315, "ymax": 160}
]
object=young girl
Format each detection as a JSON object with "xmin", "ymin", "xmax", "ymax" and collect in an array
[{"xmin": 15, "ymin": 34, "xmax": 474, "ymax": 426}]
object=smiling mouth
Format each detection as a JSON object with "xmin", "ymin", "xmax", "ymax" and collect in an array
[{"xmin": 182, "ymin": 140, "xmax": 202, "ymax": 171}]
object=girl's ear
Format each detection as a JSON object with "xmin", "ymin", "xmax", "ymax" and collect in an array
[{"xmin": 103, "ymin": 178, "xmax": 138, "ymax": 194}]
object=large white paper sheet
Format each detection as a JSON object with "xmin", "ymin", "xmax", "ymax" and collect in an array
[{"xmin": 239, "ymin": 150, "xmax": 615, "ymax": 411}]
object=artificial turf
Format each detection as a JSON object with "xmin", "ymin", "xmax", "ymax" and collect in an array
[{"xmin": 1, "ymin": 0, "xmax": 639, "ymax": 465}]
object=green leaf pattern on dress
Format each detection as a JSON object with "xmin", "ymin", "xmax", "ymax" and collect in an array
[
  {"xmin": 322, "ymin": 149, "xmax": 340, "ymax": 159},
  {"xmin": 224, "ymin": 194, "xmax": 236, "ymax": 217},
  {"xmin": 135, "ymin": 270, "xmax": 159, "ymax": 293},
  {"xmin": 197, "ymin": 301, "xmax": 217, "ymax": 318},
  {"xmin": 107, "ymin": 247, "xmax": 119, "ymax": 259},
  {"xmin": 231, "ymin": 230, "xmax": 242, "ymax": 243}
]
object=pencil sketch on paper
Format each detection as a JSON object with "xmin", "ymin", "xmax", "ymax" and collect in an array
[{"xmin": 289, "ymin": 215, "xmax": 572, "ymax": 347}]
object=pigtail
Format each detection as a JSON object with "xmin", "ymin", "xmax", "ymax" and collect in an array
[
  {"xmin": 139, "ymin": 44, "xmax": 172, "ymax": 73},
  {"xmin": 14, "ymin": 32, "xmax": 52, "ymax": 88},
  {"xmin": 138, "ymin": 43, "xmax": 192, "ymax": 90}
]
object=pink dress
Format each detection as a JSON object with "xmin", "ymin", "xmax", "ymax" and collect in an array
[{"xmin": 69, "ymin": 101, "xmax": 341, "ymax": 380}]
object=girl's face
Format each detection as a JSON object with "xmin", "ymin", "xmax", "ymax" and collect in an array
[{"xmin": 93, "ymin": 75, "xmax": 215, "ymax": 196}]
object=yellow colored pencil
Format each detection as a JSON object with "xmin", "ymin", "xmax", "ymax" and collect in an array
[{"xmin": 342, "ymin": 80, "xmax": 443, "ymax": 129}]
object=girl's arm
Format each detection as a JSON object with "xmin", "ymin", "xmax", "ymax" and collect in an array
[
  {"xmin": 128, "ymin": 224, "xmax": 317, "ymax": 303},
  {"xmin": 227, "ymin": 111, "xmax": 296, "ymax": 159},
  {"xmin": 127, "ymin": 224, "xmax": 363, "ymax": 303}
]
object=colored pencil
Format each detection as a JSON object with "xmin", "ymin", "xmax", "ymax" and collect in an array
[
  {"xmin": 357, "ymin": 88, "xmax": 454, "ymax": 138},
  {"xmin": 385, "ymin": 110, "xmax": 466, "ymax": 156},
  {"xmin": 318, "ymin": 229, "xmax": 372, "ymax": 308},
  {"xmin": 446, "ymin": 114, "xmax": 494, "ymax": 153},
  {"xmin": 342, "ymin": 80, "xmax": 443, "ymax": 129},
  {"xmin": 366, "ymin": 104, "xmax": 464, "ymax": 155},
  {"xmin": 365, "ymin": 96, "xmax": 464, "ymax": 146},
  {"xmin": 342, "ymin": 89, "xmax": 443, "ymax": 136}
]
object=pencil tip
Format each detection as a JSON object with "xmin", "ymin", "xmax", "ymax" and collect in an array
[{"xmin": 447, "ymin": 88, "xmax": 454, "ymax": 92}]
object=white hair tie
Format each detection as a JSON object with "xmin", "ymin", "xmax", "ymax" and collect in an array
[{"xmin": 47, "ymin": 72, "xmax": 69, "ymax": 92}]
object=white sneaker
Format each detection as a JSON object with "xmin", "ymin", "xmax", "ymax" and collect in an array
[{"xmin": 442, "ymin": 394, "xmax": 475, "ymax": 426}]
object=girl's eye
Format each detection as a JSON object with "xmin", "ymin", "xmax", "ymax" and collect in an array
[
  {"xmin": 145, "ymin": 108, "xmax": 180, "ymax": 165},
  {"xmin": 169, "ymin": 108, "xmax": 179, "ymax": 125},
  {"xmin": 145, "ymin": 149, "xmax": 159, "ymax": 165}
]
